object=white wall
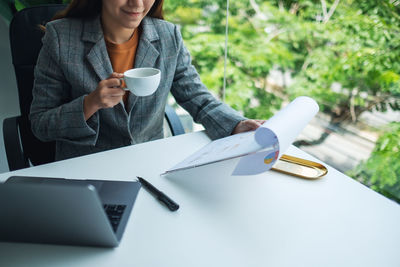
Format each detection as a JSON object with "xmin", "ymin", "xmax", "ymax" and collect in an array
[{"xmin": 0, "ymin": 17, "xmax": 20, "ymax": 173}]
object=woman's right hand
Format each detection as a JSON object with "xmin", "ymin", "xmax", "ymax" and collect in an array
[{"xmin": 83, "ymin": 72, "xmax": 125, "ymax": 120}]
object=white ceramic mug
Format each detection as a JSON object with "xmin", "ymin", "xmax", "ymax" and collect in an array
[{"xmin": 121, "ymin": 68, "xmax": 161, "ymax": 96}]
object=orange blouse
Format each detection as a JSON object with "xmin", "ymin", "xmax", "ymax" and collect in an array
[{"xmin": 105, "ymin": 29, "xmax": 140, "ymax": 107}]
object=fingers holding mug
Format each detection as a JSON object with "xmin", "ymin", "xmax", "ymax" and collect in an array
[
  {"xmin": 109, "ymin": 72, "xmax": 124, "ymax": 79},
  {"xmin": 119, "ymin": 77, "xmax": 127, "ymax": 91},
  {"xmin": 107, "ymin": 72, "xmax": 125, "ymax": 89}
]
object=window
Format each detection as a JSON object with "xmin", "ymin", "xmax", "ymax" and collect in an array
[{"xmin": 165, "ymin": 0, "xmax": 400, "ymax": 202}]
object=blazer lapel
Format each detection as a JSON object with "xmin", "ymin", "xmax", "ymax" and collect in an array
[
  {"xmin": 134, "ymin": 17, "xmax": 160, "ymax": 68},
  {"xmin": 82, "ymin": 17, "xmax": 123, "ymax": 126},
  {"xmin": 134, "ymin": 38, "xmax": 160, "ymax": 68},
  {"xmin": 82, "ymin": 17, "xmax": 113, "ymax": 81},
  {"xmin": 127, "ymin": 17, "xmax": 160, "ymax": 113},
  {"xmin": 86, "ymin": 41, "xmax": 113, "ymax": 81}
]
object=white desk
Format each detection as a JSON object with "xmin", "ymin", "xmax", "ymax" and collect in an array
[{"xmin": 0, "ymin": 131, "xmax": 399, "ymax": 267}]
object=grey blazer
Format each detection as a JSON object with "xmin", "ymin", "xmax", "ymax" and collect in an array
[{"xmin": 30, "ymin": 16, "xmax": 245, "ymax": 161}]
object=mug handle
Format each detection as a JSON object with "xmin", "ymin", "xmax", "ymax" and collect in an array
[{"xmin": 119, "ymin": 77, "xmax": 129, "ymax": 91}]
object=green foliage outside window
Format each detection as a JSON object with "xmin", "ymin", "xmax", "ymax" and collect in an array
[
  {"xmin": 0, "ymin": 0, "xmax": 15, "ymax": 23},
  {"xmin": 165, "ymin": 0, "xmax": 400, "ymax": 122},
  {"xmin": 0, "ymin": 0, "xmax": 69, "ymax": 24},
  {"xmin": 347, "ymin": 122, "xmax": 400, "ymax": 203}
]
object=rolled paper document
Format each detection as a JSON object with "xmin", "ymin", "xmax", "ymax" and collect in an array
[
  {"xmin": 254, "ymin": 96, "xmax": 319, "ymax": 159},
  {"xmin": 232, "ymin": 96, "xmax": 319, "ymax": 175},
  {"xmin": 164, "ymin": 96, "xmax": 319, "ymax": 176}
]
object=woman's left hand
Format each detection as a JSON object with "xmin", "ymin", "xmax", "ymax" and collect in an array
[{"xmin": 231, "ymin": 119, "xmax": 266, "ymax": 135}]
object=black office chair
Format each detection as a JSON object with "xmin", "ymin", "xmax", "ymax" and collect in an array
[{"xmin": 3, "ymin": 4, "xmax": 185, "ymax": 172}]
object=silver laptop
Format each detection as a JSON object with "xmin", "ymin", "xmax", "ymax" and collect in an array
[{"xmin": 0, "ymin": 176, "xmax": 141, "ymax": 247}]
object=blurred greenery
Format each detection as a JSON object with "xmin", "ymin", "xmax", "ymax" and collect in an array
[
  {"xmin": 347, "ymin": 122, "xmax": 400, "ymax": 203},
  {"xmin": 165, "ymin": 0, "xmax": 400, "ymax": 122},
  {"xmin": 0, "ymin": 0, "xmax": 16, "ymax": 24},
  {"xmin": 0, "ymin": 0, "xmax": 68, "ymax": 23}
]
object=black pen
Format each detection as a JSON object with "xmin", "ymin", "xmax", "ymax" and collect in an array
[{"xmin": 137, "ymin": 176, "xmax": 179, "ymax": 211}]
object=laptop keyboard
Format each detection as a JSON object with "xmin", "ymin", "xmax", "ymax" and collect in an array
[{"xmin": 103, "ymin": 204, "xmax": 126, "ymax": 232}]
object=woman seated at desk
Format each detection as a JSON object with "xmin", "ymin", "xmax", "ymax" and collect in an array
[{"xmin": 30, "ymin": 0, "xmax": 264, "ymax": 161}]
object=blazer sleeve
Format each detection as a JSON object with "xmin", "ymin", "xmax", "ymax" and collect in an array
[
  {"xmin": 30, "ymin": 22, "xmax": 100, "ymax": 145},
  {"xmin": 170, "ymin": 25, "xmax": 246, "ymax": 140}
]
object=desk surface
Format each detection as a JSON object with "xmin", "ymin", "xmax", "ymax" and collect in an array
[{"xmin": 0, "ymin": 131, "xmax": 399, "ymax": 267}]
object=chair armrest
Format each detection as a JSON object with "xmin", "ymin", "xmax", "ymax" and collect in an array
[
  {"xmin": 3, "ymin": 116, "xmax": 29, "ymax": 171},
  {"xmin": 164, "ymin": 105, "xmax": 185, "ymax": 136},
  {"xmin": 4, "ymin": 107, "xmax": 183, "ymax": 170}
]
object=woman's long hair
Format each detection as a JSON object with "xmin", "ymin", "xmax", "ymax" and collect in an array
[{"xmin": 53, "ymin": 0, "xmax": 164, "ymax": 20}]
